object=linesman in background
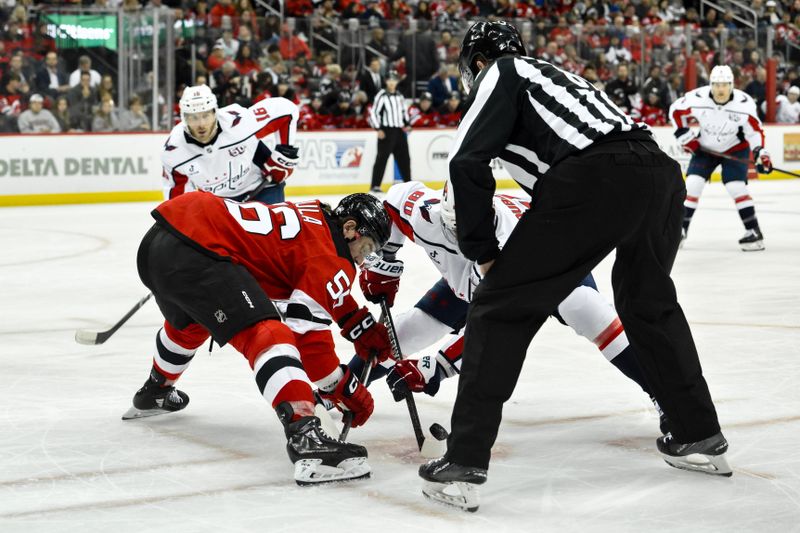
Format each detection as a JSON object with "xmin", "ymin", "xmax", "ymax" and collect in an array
[
  {"xmin": 419, "ymin": 21, "xmax": 730, "ymax": 512},
  {"xmin": 369, "ymin": 70, "xmax": 412, "ymax": 193}
]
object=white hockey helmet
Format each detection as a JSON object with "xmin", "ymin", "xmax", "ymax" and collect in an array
[
  {"xmin": 179, "ymin": 84, "xmax": 217, "ymax": 122},
  {"xmin": 709, "ymin": 65, "xmax": 734, "ymax": 85},
  {"xmin": 440, "ymin": 180, "xmax": 458, "ymax": 244}
]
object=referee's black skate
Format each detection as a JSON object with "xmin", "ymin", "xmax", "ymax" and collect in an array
[
  {"xmin": 739, "ymin": 227, "xmax": 764, "ymax": 251},
  {"xmin": 121, "ymin": 376, "xmax": 189, "ymax": 420},
  {"xmin": 278, "ymin": 403, "xmax": 370, "ymax": 486},
  {"xmin": 656, "ymin": 431, "xmax": 732, "ymax": 477},
  {"xmin": 419, "ymin": 457, "xmax": 486, "ymax": 512}
]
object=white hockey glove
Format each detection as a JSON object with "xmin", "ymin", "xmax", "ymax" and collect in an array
[
  {"xmin": 674, "ymin": 128, "xmax": 700, "ymax": 154},
  {"xmin": 263, "ymin": 144, "xmax": 299, "ymax": 184}
]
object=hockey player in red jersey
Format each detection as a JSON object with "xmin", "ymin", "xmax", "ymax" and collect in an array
[
  {"xmin": 123, "ymin": 192, "xmax": 393, "ymax": 485},
  {"xmin": 162, "ymin": 84, "xmax": 300, "ymax": 204},
  {"xmin": 350, "ymin": 182, "xmax": 668, "ymax": 435},
  {"xmin": 669, "ymin": 65, "xmax": 770, "ymax": 251}
]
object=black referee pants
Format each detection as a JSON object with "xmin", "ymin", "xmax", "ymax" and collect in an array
[
  {"xmin": 371, "ymin": 127, "xmax": 411, "ymax": 189},
  {"xmin": 447, "ymin": 137, "xmax": 721, "ymax": 470}
]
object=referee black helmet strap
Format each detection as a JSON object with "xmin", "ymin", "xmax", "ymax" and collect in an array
[
  {"xmin": 458, "ymin": 20, "xmax": 526, "ymax": 95},
  {"xmin": 333, "ymin": 193, "xmax": 392, "ymax": 249}
]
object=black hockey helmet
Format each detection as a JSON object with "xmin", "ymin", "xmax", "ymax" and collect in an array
[
  {"xmin": 334, "ymin": 193, "xmax": 391, "ymax": 250},
  {"xmin": 458, "ymin": 20, "xmax": 526, "ymax": 95}
]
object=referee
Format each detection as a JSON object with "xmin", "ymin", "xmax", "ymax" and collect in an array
[
  {"xmin": 421, "ymin": 21, "xmax": 729, "ymax": 501},
  {"xmin": 369, "ymin": 70, "xmax": 412, "ymax": 192}
]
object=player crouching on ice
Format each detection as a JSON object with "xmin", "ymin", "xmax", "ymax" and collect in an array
[
  {"xmin": 349, "ymin": 181, "xmax": 730, "ymax": 511},
  {"xmin": 669, "ymin": 65, "xmax": 770, "ymax": 251},
  {"xmin": 162, "ymin": 84, "xmax": 300, "ymax": 204},
  {"xmin": 123, "ymin": 191, "xmax": 394, "ymax": 485}
]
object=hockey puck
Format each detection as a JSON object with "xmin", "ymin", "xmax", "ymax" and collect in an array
[{"xmin": 429, "ymin": 423, "xmax": 449, "ymax": 441}]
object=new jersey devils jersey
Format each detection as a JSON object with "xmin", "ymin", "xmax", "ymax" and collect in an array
[
  {"xmin": 153, "ymin": 192, "xmax": 359, "ymax": 329},
  {"xmin": 161, "ymin": 98, "xmax": 299, "ymax": 199},
  {"xmin": 383, "ymin": 181, "xmax": 529, "ymax": 302},
  {"xmin": 669, "ymin": 87, "xmax": 764, "ymax": 153}
]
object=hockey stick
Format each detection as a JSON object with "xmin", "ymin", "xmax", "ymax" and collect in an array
[
  {"xmin": 74, "ymin": 180, "xmax": 280, "ymax": 346},
  {"xmin": 699, "ymin": 148, "xmax": 800, "ymax": 179},
  {"xmin": 74, "ymin": 292, "xmax": 153, "ymax": 345},
  {"xmin": 379, "ymin": 297, "xmax": 427, "ymax": 450}
]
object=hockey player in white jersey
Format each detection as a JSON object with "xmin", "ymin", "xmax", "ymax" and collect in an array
[
  {"xmin": 350, "ymin": 181, "xmax": 666, "ymax": 431},
  {"xmin": 669, "ymin": 65, "xmax": 771, "ymax": 251},
  {"xmin": 162, "ymin": 84, "xmax": 300, "ymax": 204}
]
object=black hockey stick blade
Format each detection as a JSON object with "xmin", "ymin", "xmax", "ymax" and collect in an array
[
  {"xmin": 379, "ymin": 297, "xmax": 426, "ymax": 451},
  {"xmin": 75, "ymin": 292, "xmax": 153, "ymax": 345}
]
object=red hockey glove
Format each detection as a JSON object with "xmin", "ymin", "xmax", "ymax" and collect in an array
[
  {"xmin": 338, "ymin": 307, "xmax": 392, "ymax": 363},
  {"xmin": 754, "ymin": 147, "xmax": 773, "ymax": 174},
  {"xmin": 263, "ymin": 144, "xmax": 299, "ymax": 184},
  {"xmin": 675, "ymin": 128, "xmax": 700, "ymax": 154},
  {"xmin": 359, "ymin": 258, "xmax": 403, "ymax": 307},
  {"xmin": 318, "ymin": 365, "xmax": 374, "ymax": 427},
  {"xmin": 386, "ymin": 355, "xmax": 441, "ymax": 401}
]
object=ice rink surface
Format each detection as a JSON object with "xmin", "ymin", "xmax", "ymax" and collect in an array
[{"xmin": 1, "ymin": 180, "xmax": 799, "ymax": 533}]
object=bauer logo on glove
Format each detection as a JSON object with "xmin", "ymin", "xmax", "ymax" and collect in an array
[{"xmin": 359, "ymin": 258, "xmax": 403, "ymax": 307}]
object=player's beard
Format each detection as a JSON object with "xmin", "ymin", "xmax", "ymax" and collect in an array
[{"xmin": 190, "ymin": 120, "xmax": 219, "ymax": 144}]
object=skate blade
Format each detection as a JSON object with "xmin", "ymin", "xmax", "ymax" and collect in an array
[
  {"xmin": 121, "ymin": 406, "xmax": 176, "ymax": 420},
  {"xmin": 661, "ymin": 452, "xmax": 733, "ymax": 477},
  {"xmin": 740, "ymin": 241, "xmax": 765, "ymax": 252},
  {"xmin": 422, "ymin": 480, "xmax": 480, "ymax": 512},
  {"xmin": 294, "ymin": 457, "xmax": 371, "ymax": 486}
]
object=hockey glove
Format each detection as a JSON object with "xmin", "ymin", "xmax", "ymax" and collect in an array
[
  {"xmin": 339, "ymin": 307, "xmax": 392, "ymax": 363},
  {"xmin": 675, "ymin": 128, "xmax": 700, "ymax": 154},
  {"xmin": 754, "ymin": 147, "xmax": 773, "ymax": 174},
  {"xmin": 386, "ymin": 355, "xmax": 441, "ymax": 401},
  {"xmin": 263, "ymin": 144, "xmax": 299, "ymax": 184},
  {"xmin": 359, "ymin": 258, "xmax": 403, "ymax": 307},
  {"xmin": 318, "ymin": 365, "xmax": 374, "ymax": 427}
]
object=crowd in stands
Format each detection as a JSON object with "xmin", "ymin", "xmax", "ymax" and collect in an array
[{"xmin": 2, "ymin": 0, "xmax": 800, "ymax": 134}]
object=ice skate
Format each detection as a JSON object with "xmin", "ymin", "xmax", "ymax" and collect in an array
[
  {"xmin": 656, "ymin": 431, "xmax": 732, "ymax": 477},
  {"xmin": 121, "ymin": 379, "xmax": 189, "ymax": 420},
  {"xmin": 419, "ymin": 457, "xmax": 486, "ymax": 512},
  {"xmin": 285, "ymin": 414, "xmax": 370, "ymax": 486},
  {"xmin": 739, "ymin": 228, "xmax": 764, "ymax": 251}
]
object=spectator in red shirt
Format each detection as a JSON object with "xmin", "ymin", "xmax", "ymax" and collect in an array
[
  {"xmin": 299, "ymin": 92, "xmax": 332, "ymax": 130},
  {"xmin": 279, "ymin": 24, "xmax": 312, "ymax": 61},
  {"xmin": 235, "ymin": 44, "xmax": 260, "ymax": 76},
  {"xmin": 207, "ymin": 44, "xmax": 226, "ymax": 71},
  {"xmin": 209, "ymin": 0, "xmax": 238, "ymax": 28},
  {"xmin": 408, "ymin": 91, "xmax": 439, "ymax": 128},
  {"xmin": 0, "ymin": 74, "xmax": 25, "ymax": 132},
  {"xmin": 436, "ymin": 91, "xmax": 463, "ymax": 128},
  {"xmin": 638, "ymin": 89, "xmax": 668, "ymax": 126}
]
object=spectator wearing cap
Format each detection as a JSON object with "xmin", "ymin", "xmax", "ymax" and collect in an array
[
  {"xmin": 369, "ymin": 70, "xmax": 412, "ymax": 192},
  {"xmin": 17, "ymin": 93, "xmax": 61, "ymax": 133},
  {"xmin": 68, "ymin": 55, "xmax": 102, "ymax": 88},
  {"xmin": 408, "ymin": 91, "xmax": 439, "ymax": 128},
  {"xmin": 298, "ymin": 92, "xmax": 332, "ymax": 130},
  {"xmin": 427, "ymin": 65, "xmax": 458, "ymax": 108},
  {"xmin": 638, "ymin": 88, "xmax": 668, "ymax": 126},
  {"xmin": 436, "ymin": 91, "xmax": 463, "ymax": 128},
  {"xmin": 358, "ymin": 57, "xmax": 383, "ymax": 104},
  {"xmin": 765, "ymin": 86, "xmax": 800, "ymax": 123},
  {"xmin": 35, "ymin": 51, "xmax": 69, "ymax": 100},
  {"xmin": 331, "ymin": 90, "xmax": 356, "ymax": 128}
]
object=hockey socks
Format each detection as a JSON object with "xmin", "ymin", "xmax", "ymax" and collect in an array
[
  {"xmin": 682, "ymin": 174, "xmax": 707, "ymax": 233},
  {"xmin": 725, "ymin": 181, "xmax": 759, "ymax": 230},
  {"xmin": 609, "ymin": 346, "xmax": 651, "ymax": 396}
]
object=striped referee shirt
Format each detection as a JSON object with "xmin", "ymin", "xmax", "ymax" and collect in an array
[
  {"xmin": 447, "ymin": 55, "xmax": 649, "ymax": 263},
  {"xmin": 369, "ymin": 89, "xmax": 410, "ymax": 129}
]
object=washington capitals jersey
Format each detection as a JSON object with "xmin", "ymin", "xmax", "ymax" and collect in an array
[
  {"xmin": 669, "ymin": 86, "xmax": 764, "ymax": 153},
  {"xmin": 153, "ymin": 192, "xmax": 360, "ymax": 329},
  {"xmin": 161, "ymin": 98, "xmax": 298, "ymax": 199},
  {"xmin": 383, "ymin": 181, "xmax": 529, "ymax": 302}
]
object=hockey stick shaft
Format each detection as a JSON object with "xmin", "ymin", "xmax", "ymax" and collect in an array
[
  {"xmin": 75, "ymin": 292, "xmax": 153, "ymax": 345},
  {"xmin": 700, "ymin": 148, "xmax": 800, "ymax": 178},
  {"xmin": 379, "ymin": 297, "xmax": 426, "ymax": 450}
]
